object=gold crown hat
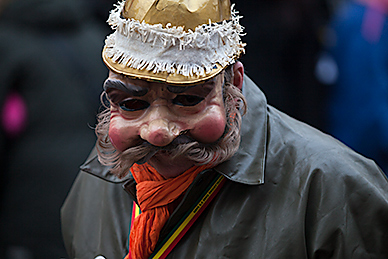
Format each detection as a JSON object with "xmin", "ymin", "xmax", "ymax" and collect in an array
[{"xmin": 102, "ymin": 0, "xmax": 246, "ymax": 85}]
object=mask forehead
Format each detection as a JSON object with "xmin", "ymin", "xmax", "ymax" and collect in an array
[{"xmin": 105, "ymin": 70, "xmax": 222, "ymax": 97}]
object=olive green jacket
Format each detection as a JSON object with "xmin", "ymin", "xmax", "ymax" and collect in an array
[{"xmin": 61, "ymin": 76, "xmax": 388, "ymax": 259}]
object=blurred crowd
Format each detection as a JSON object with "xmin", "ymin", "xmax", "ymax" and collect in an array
[
  {"xmin": 324, "ymin": 0, "xmax": 388, "ymax": 174},
  {"xmin": 0, "ymin": 0, "xmax": 114, "ymax": 258},
  {"xmin": 0, "ymin": 0, "xmax": 386, "ymax": 258}
]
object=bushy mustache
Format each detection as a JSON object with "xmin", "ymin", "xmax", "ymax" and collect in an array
[{"xmin": 119, "ymin": 134, "xmax": 204, "ymax": 167}]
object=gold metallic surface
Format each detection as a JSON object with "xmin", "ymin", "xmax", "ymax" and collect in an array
[
  {"xmin": 105, "ymin": 0, "xmax": 234, "ymax": 84},
  {"xmin": 102, "ymin": 47, "xmax": 224, "ymax": 85},
  {"xmin": 122, "ymin": 0, "xmax": 231, "ymax": 30}
]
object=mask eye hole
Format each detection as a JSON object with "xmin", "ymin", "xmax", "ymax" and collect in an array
[
  {"xmin": 173, "ymin": 95, "xmax": 204, "ymax": 106},
  {"xmin": 119, "ymin": 99, "xmax": 150, "ymax": 111}
]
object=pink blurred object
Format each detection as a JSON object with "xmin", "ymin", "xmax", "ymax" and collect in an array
[
  {"xmin": 362, "ymin": 7, "xmax": 384, "ymax": 43},
  {"xmin": 1, "ymin": 92, "xmax": 27, "ymax": 137},
  {"xmin": 359, "ymin": 0, "xmax": 388, "ymax": 43}
]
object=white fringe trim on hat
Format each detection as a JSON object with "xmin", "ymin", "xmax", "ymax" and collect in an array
[{"xmin": 104, "ymin": 0, "xmax": 246, "ymax": 78}]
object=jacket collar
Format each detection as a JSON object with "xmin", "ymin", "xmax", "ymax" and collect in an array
[
  {"xmin": 80, "ymin": 75, "xmax": 267, "ymax": 186},
  {"xmin": 215, "ymin": 76, "xmax": 267, "ymax": 185}
]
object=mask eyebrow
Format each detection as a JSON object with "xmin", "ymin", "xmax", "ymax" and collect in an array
[
  {"xmin": 166, "ymin": 77, "xmax": 217, "ymax": 94},
  {"xmin": 103, "ymin": 79, "xmax": 148, "ymax": 96},
  {"xmin": 167, "ymin": 84, "xmax": 196, "ymax": 94}
]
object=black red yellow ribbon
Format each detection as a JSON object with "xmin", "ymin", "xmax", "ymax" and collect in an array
[{"xmin": 125, "ymin": 174, "xmax": 225, "ymax": 259}]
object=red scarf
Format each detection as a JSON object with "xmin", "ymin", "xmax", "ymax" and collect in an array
[{"xmin": 127, "ymin": 162, "xmax": 213, "ymax": 259}]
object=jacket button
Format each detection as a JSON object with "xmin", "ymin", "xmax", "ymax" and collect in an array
[{"xmin": 95, "ymin": 256, "xmax": 106, "ymax": 259}]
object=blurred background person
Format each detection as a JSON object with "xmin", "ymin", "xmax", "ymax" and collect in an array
[
  {"xmin": 236, "ymin": 0, "xmax": 331, "ymax": 130},
  {"xmin": 0, "ymin": 0, "xmax": 113, "ymax": 258},
  {"xmin": 324, "ymin": 0, "xmax": 388, "ymax": 174}
]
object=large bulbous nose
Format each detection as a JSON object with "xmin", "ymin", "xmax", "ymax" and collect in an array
[{"xmin": 140, "ymin": 119, "xmax": 180, "ymax": 147}]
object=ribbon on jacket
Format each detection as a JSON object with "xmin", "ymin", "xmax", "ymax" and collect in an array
[{"xmin": 124, "ymin": 165, "xmax": 225, "ymax": 259}]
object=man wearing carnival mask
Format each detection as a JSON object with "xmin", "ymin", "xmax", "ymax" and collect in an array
[{"xmin": 61, "ymin": 1, "xmax": 388, "ymax": 258}]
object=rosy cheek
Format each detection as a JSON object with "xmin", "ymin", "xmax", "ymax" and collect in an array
[
  {"xmin": 108, "ymin": 117, "xmax": 136, "ymax": 152},
  {"xmin": 190, "ymin": 110, "xmax": 227, "ymax": 143}
]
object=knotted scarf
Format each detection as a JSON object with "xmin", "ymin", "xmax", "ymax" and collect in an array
[{"xmin": 127, "ymin": 162, "xmax": 213, "ymax": 259}]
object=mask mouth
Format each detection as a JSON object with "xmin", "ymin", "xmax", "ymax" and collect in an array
[
  {"xmin": 136, "ymin": 149, "xmax": 158, "ymax": 164},
  {"xmin": 135, "ymin": 134, "xmax": 196, "ymax": 164},
  {"xmin": 167, "ymin": 133, "xmax": 193, "ymax": 147}
]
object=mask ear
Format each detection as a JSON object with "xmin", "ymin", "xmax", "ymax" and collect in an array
[{"xmin": 232, "ymin": 61, "xmax": 244, "ymax": 90}]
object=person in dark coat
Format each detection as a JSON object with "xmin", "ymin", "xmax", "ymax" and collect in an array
[
  {"xmin": 0, "ymin": 0, "xmax": 108, "ymax": 258},
  {"xmin": 61, "ymin": 0, "xmax": 388, "ymax": 258}
]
